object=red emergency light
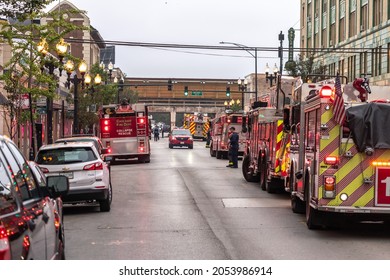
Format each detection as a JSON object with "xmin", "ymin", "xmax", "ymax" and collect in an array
[
  {"xmin": 324, "ymin": 156, "xmax": 338, "ymax": 165},
  {"xmin": 319, "ymin": 85, "xmax": 333, "ymax": 98},
  {"xmin": 137, "ymin": 117, "xmax": 146, "ymax": 124}
]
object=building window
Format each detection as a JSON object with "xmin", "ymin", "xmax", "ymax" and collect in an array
[
  {"xmin": 360, "ymin": 51, "xmax": 367, "ymax": 75},
  {"xmin": 372, "ymin": 47, "xmax": 382, "ymax": 77},
  {"xmin": 339, "ymin": 0, "xmax": 346, "ymax": 42},
  {"xmin": 330, "ymin": 0, "xmax": 336, "ymax": 24},
  {"xmin": 387, "ymin": 43, "xmax": 390, "ymax": 73},
  {"xmin": 360, "ymin": 1, "xmax": 368, "ymax": 32},
  {"xmin": 373, "ymin": 0, "xmax": 382, "ymax": 27},
  {"xmin": 338, "ymin": 59, "xmax": 345, "ymax": 76},
  {"xmin": 348, "ymin": 55, "xmax": 356, "ymax": 81},
  {"xmin": 349, "ymin": 9, "xmax": 356, "ymax": 37}
]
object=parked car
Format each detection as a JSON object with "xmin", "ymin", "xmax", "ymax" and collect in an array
[
  {"xmin": 55, "ymin": 135, "xmax": 110, "ymax": 157},
  {"xmin": 169, "ymin": 128, "xmax": 193, "ymax": 149},
  {"xmin": 35, "ymin": 141, "xmax": 112, "ymax": 212},
  {"xmin": 0, "ymin": 135, "xmax": 69, "ymax": 260}
]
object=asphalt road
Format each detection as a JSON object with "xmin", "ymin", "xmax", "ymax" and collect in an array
[{"xmin": 64, "ymin": 137, "xmax": 390, "ymax": 260}]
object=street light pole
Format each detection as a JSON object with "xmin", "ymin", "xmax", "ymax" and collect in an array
[{"xmin": 220, "ymin": 42, "xmax": 258, "ymax": 102}]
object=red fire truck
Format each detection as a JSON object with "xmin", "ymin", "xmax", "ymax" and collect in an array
[
  {"xmin": 241, "ymin": 101, "xmax": 289, "ymax": 193},
  {"xmin": 99, "ymin": 102, "xmax": 151, "ymax": 163},
  {"xmin": 210, "ymin": 112, "xmax": 247, "ymax": 159},
  {"xmin": 287, "ymin": 77, "xmax": 390, "ymax": 229}
]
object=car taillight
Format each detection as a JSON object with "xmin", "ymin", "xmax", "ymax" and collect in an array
[
  {"xmin": 83, "ymin": 162, "xmax": 103, "ymax": 171},
  {"xmin": 39, "ymin": 166, "xmax": 50, "ymax": 173},
  {"xmin": 0, "ymin": 225, "xmax": 11, "ymax": 260},
  {"xmin": 54, "ymin": 210, "xmax": 60, "ymax": 231}
]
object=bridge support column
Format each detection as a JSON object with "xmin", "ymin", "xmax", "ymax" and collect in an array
[{"xmin": 170, "ymin": 108, "xmax": 176, "ymax": 130}]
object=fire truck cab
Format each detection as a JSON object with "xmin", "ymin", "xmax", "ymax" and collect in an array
[
  {"xmin": 209, "ymin": 112, "xmax": 247, "ymax": 159},
  {"xmin": 288, "ymin": 79, "xmax": 390, "ymax": 229},
  {"xmin": 99, "ymin": 102, "xmax": 151, "ymax": 163}
]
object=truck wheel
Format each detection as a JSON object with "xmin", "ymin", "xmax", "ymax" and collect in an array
[
  {"xmin": 266, "ymin": 177, "xmax": 283, "ymax": 194},
  {"xmin": 169, "ymin": 144, "xmax": 173, "ymax": 149},
  {"xmin": 259, "ymin": 156, "xmax": 267, "ymax": 191},
  {"xmin": 216, "ymin": 150, "xmax": 222, "ymax": 159},
  {"xmin": 291, "ymin": 194, "xmax": 305, "ymax": 214},
  {"xmin": 210, "ymin": 144, "xmax": 216, "ymax": 157},
  {"xmin": 242, "ymin": 155, "xmax": 260, "ymax": 182},
  {"xmin": 305, "ymin": 174, "xmax": 321, "ymax": 229}
]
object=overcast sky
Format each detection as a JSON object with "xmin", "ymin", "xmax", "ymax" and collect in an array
[{"xmin": 47, "ymin": 0, "xmax": 300, "ymax": 79}]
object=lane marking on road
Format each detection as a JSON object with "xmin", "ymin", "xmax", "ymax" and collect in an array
[{"xmin": 222, "ymin": 198, "xmax": 290, "ymax": 208}]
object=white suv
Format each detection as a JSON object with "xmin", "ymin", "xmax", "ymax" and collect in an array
[{"xmin": 35, "ymin": 141, "xmax": 112, "ymax": 212}]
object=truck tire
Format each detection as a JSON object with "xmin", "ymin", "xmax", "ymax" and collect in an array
[
  {"xmin": 291, "ymin": 194, "xmax": 305, "ymax": 214},
  {"xmin": 242, "ymin": 155, "xmax": 260, "ymax": 182},
  {"xmin": 266, "ymin": 177, "xmax": 283, "ymax": 194},
  {"xmin": 210, "ymin": 143, "xmax": 216, "ymax": 157},
  {"xmin": 305, "ymin": 172, "xmax": 321, "ymax": 229},
  {"xmin": 259, "ymin": 155, "xmax": 267, "ymax": 191},
  {"xmin": 216, "ymin": 149, "xmax": 222, "ymax": 159}
]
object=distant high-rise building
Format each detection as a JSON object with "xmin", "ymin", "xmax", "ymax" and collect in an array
[
  {"xmin": 300, "ymin": 0, "xmax": 390, "ymax": 85},
  {"xmin": 100, "ymin": 45, "xmax": 115, "ymax": 66}
]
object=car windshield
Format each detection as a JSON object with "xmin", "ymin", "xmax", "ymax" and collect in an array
[
  {"xmin": 172, "ymin": 130, "xmax": 191, "ymax": 136},
  {"xmin": 36, "ymin": 147, "xmax": 97, "ymax": 165}
]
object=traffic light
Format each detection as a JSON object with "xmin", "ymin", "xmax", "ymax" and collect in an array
[
  {"xmin": 184, "ymin": 86, "xmax": 188, "ymax": 96},
  {"xmin": 168, "ymin": 79, "xmax": 172, "ymax": 91},
  {"xmin": 226, "ymin": 87, "xmax": 230, "ymax": 97}
]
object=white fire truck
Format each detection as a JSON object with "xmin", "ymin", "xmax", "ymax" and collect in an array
[
  {"xmin": 210, "ymin": 112, "xmax": 247, "ymax": 159},
  {"xmin": 99, "ymin": 102, "xmax": 151, "ymax": 163},
  {"xmin": 287, "ymin": 77, "xmax": 390, "ymax": 229}
]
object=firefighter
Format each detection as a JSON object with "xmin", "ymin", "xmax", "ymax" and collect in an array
[
  {"xmin": 226, "ymin": 126, "xmax": 239, "ymax": 168},
  {"xmin": 205, "ymin": 127, "xmax": 211, "ymax": 148}
]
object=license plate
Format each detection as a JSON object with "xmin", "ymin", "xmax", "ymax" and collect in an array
[
  {"xmin": 180, "ymin": 142, "xmax": 184, "ymax": 144},
  {"xmin": 60, "ymin": 171, "xmax": 74, "ymax": 179}
]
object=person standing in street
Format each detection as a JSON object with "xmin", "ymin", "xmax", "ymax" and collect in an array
[{"xmin": 226, "ymin": 126, "xmax": 239, "ymax": 168}]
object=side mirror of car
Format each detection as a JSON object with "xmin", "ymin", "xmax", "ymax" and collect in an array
[
  {"xmin": 46, "ymin": 175, "xmax": 69, "ymax": 198},
  {"xmin": 101, "ymin": 148, "xmax": 109, "ymax": 154}
]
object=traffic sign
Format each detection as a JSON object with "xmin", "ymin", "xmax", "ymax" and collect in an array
[
  {"xmin": 375, "ymin": 167, "xmax": 390, "ymax": 206},
  {"xmin": 191, "ymin": 91, "xmax": 203, "ymax": 96}
]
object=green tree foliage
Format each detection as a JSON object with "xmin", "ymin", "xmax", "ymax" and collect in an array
[
  {"xmin": 77, "ymin": 63, "xmax": 137, "ymax": 132},
  {"xmin": 0, "ymin": 0, "xmax": 86, "ymax": 139},
  {"xmin": 0, "ymin": 0, "xmax": 48, "ymax": 20},
  {"xmin": 285, "ymin": 54, "xmax": 327, "ymax": 82}
]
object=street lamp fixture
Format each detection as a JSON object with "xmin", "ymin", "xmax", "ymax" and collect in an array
[
  {"xmin": 108, "ymin": 61, "xmax": 114, "ymax": 81},
  {"xmin": 265, "ymin": 63, "xmax": 279, "ymax": 87},
  {"xmin": 65, "ymin": 60, "xmax": 87, "ymax": 135},
  {"xmin": 38, "ymin": 37, "xmax": 68, "ymax": 145},
  {"xmin": 237, "ymin": 78, "xmax": 247, "ymax": 110}
]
